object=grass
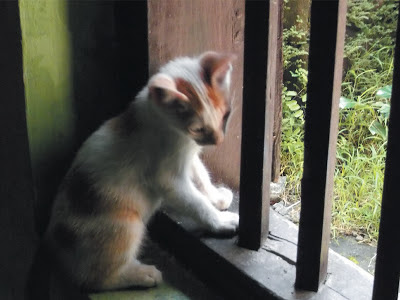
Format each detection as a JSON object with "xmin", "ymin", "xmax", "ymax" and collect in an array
[{"xmin": 280, "ymin": 0, "xmax": 398, "ymax": 244}]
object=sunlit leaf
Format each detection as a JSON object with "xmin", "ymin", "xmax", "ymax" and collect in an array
[
  {"xmin": 376, "ymin": 85, "xmax": 392, "ymax": 99},
  {"xmin": 379, "ymin": 103, "xmax": 391, "ymax": 119},
  {"xmin": 294, "ymin": 110, "xmax": 303, "ymax": 118},
  {"xmin": 286, "ymin": 91, "xmax": 298, "ymax": 97},
  {"xmin": 288, "ymin": 102, "xmax": 300, "ymax": 111},
  {"xmin": 369, "ymin": 121, "xmax": 387, "ymax": 140},
  {"xmin": 339, "ymin": 97, "xmax": 357, "ymax": 109}
]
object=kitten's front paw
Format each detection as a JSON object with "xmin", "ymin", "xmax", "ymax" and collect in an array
[
  {"xmin": 212, "ymin": 211, "xmax": 239, "ymax": 235},
  {"xmin": 210, "ymin": 187, "xmax": 233, "ymax": 211}
]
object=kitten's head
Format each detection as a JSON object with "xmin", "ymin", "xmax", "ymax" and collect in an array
[{"xmin": 148, "ymin": 51, "xmax": 235, "ymax": 146}]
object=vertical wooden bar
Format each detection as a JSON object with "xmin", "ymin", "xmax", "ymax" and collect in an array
[
  {"xmin": 295, "ymin": 0, "xmax": 347, "ymax": 291},
  {"xmin": 239, "ymin": 0, "xmax": 278, "ymax": 250},
  {"xmin": 0, "ymin": 2, "xmax": 37, "ymax": 298},
  {"xmin": 114, "ymin": 0, "xmax": 149, "ymax": 103},
  {"xmin": 372, "ymin": 5, "xmax": 400, "ymax": 299},
  {"xmin": 271, "ymin": 0, "xmax": 284, "ymax": 183}
]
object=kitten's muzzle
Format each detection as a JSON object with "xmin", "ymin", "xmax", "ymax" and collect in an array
[{"xmin": 196, "ymin": 132, "xmax": 224, "ymax": 146}]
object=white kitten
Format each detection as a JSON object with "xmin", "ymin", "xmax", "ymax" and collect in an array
[{"xmin": 45, "ymin": 51, "xmax": 238, "ymax": 291}]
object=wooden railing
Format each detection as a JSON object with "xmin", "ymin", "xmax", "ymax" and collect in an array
[{"xmin": 239, "ymin": 0, "xmax": 400, "ymax": 298}]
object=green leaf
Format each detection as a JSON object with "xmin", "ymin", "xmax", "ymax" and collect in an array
[
  {"xmin": 286, "ymin": 91, "xmax": 298, "ymax": 97},
  {"xmin": 288, "ymin": 144, "xmax": 295, "ymax": 153},
  {"xmin": 369, "ymin": 121, "xmax": 387, "ymax": 140},
  {"xmin": 376, "ymin": 85, "xmax": 392, "ymax": 99},
  {"xmin": 379, "ymin": 103, "xmax": 391, "ymax": 118},
  {"xmin": 294, "ymin": 110, "xmax": 303, "ymax": 118},
  {"xmin": 287, "ymin": 102, "xmax": 300, "ymax": 111},
  {"xmin": 339, "ymin": 97, "xmax": 357, "ymax": 109}
]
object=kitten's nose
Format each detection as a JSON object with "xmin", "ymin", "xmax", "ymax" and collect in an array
[
  {"xmin": 213, "ymin": 132, "xmax": 224, "ymax": 145},
  {"xmin": 200, "ymin": 131, "xmax": 223, "ymax": 145}
]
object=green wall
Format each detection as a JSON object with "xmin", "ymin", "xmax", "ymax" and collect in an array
[
  {"xmin": 18, "ymin": 0, "xmax": 148, "ymax": 234},
  {"xmin": 19, "ymin": 0, "xmax": 76, "ymax": 233},
  {"xmin": 19, "ymin": 0, "xmax": 75, "ymax": 164}
]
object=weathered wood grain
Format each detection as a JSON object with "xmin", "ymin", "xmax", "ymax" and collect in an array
[
  {"xmin": 271, "ymin": 0, "xmax": 284, "ymax": 183},
  {"xmin": 148, "ymin": 0, "xmax": 245, "ymax": 190},
  {"xmin": 295, "ymin": 0, "xmax": 347, "ymax": 291},
  {"xmin": 238, "ymin": 0, "xmax": 280, "ymax": 250}
]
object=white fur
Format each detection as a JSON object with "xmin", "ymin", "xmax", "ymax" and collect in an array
[{"xmin": 76, "ymin": 92, "xmax": 237, "ymax": 230}]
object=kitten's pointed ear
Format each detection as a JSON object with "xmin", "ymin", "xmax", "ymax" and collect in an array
[
  {"xmin": 148, "ymin": 74, "xmax": 189, "ymax": 105},
  {"xmin": 200, "ymin": 51, "xmax": 236, "ymax": 87}
]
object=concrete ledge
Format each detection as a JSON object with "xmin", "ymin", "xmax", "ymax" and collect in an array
[
  {"xmin": 90, "ymin": 283, "xmax": 189, "ymax": 300},
  {"xmin": 149, "ymin": 197, "xmax": 374, "ymax": 299}
]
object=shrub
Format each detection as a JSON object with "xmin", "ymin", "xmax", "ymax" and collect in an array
[{"xmin": 281, "ymin": 0, "xmax": 398, "ymax": 243}]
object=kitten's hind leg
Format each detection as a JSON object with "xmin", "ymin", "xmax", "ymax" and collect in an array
[{"xmin": 101, "ymin": 260, "xmax": 162, "ymax": 291}]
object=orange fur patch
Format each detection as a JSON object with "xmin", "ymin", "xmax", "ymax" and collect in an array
[
  {"xmin": 205, "ymin": 84, "xmax": 227, "ymax": 112},
  {"xmin": 175, "ymin": 78, "xmax": 203, "ymax": 113},
  {"xmin": 112, "ymin": 208, "xmax": 141, "ymax": 223}
]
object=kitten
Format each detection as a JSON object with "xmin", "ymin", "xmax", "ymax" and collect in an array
[{"xmin": 44, "ymin": 51, "xmax": 239, "ymax": 291}]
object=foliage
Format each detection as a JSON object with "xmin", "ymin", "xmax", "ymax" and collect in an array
[
  {"xmin": 282, "ymin": 13, "xmax": 309, "ymax": 95},
  {"xmin": 281, "ymin": 88, "xmax": 305, "ymax": 199},
  {"xmin": 281, "ymin": 0, "xmax": 398, "ymax": 243},
  {"xmin": 281, "ymin": 8, "xmax": 309, "ymax": 199}
]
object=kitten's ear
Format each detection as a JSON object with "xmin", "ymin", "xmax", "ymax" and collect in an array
[
  {"xmin": 200, "ymin": 51, "xmax": 236, "ymax": 88},
  {"xmin": 148, "ymin": 74, "xmax": 189, "ymax": 106}
]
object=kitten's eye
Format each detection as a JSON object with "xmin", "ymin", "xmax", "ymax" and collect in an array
[
  {"xmin": 222, "ymin": 110, "xmax": 231, "ymax": 133},
  {"xmin": 223, "ymin": 111, "xmax": 231, "ymax": 121},
  {"xmin": 191, "ymin": 127, "xmax": 206, "ymax": 134}
]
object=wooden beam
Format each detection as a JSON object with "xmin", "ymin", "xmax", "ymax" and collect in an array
[
  {"xmin": 239, "ymin": 0, "xmax": 278, "ymax": 250},
  {"xmin": 372, "ymin": 5, "xmax": 400, "ymax": 299},
  {"xmin": 295, "ymin": 0, "xmax": 347, "ymax": 291},
  {"xmin": 0, "ymin": 2, "xmax": 37, "ymax": 299},
  {"xmin": 114, "ymin": 1, "xmax": 149, "ymax": 105},
  {"xmin": 271, "ymin": 0, "xmax": 284, "ymax": 183}
]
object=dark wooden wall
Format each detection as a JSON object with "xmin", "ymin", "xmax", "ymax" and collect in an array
[
  {"xmin": 0, "ymin": 2, "xmax": 37, "ymax": 299},
  {"xmin": 148, "ymin": 0, "xmax": 245, "ymax": 190}
]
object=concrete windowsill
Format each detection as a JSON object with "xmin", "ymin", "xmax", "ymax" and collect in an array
[{"xmin": 149, "ymin": 197, "xmax": 374, "ymax": 300}]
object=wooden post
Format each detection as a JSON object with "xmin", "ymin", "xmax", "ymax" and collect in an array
[
  {"xmin": 0, "ymin": 2, "xmax": 38, "ymax": 298},
  {"xmin": 239, "ymin": 0, "xmax": 279, "ymax": 250},
  {"xmin": 295, "ymin": 0, "xmax": 347, "ymax": 291},
  {"xmin": 271, "ymin": 0, "xmax": 284, "ymax": 183},
  {"xmin": 372, "ymin": 5, "xmax": 400, "ymax": 299},
  {"xmin": 114, "ymin": 1, "xmax": 149, "ymax": 105}
]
